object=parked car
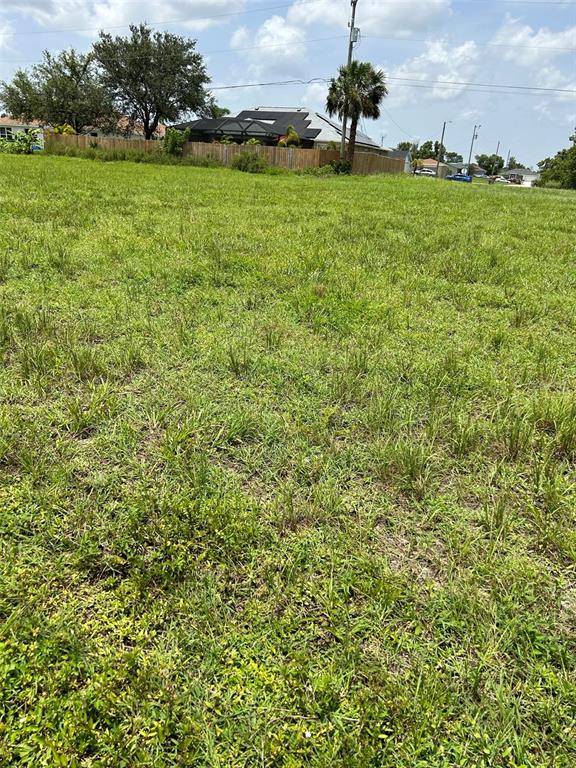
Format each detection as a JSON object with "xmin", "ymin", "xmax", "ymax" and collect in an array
[
  {"xmin": 494, "ymin": 176, "xmax": 510, "ymax": 184},
  {"xmin": 445, "ymin": 173, "xmax": 473, "ymax": 183},
  {"xmin": 415, "ymin": 168, "xmax": 436, "ymax": 176}
]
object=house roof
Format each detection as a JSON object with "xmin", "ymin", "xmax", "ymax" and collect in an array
[
  {"xmin": 504, "ymin": 167, "xmax": 535, "ymax": 175},
  {"xmin": 249, "ymin": 107, "xmax": 386, "ymax": 149},
  {"xmin": 0, "ymin": 115, "xmax": 42, "ymax": 127},
  {"xmin": 174, "ymin": 107, "xmax": 387, "ymax": 150}
]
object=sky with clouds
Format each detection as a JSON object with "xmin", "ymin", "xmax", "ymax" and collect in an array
[{"xmin": 0, "ymin": 0, "xmax": 574, "ymax": 166}]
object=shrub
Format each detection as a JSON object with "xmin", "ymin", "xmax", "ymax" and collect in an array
[
  {"xmin": 244, "ymin": 138, "xmax": 261, "ymax": 146},
  {"xmin": 163, "ymin": 127, "xmax": 190, "ymax": 157},
  {"xmin": 0, "ymin": 129, "xmax": 40, "ymax": 155},
  {"xmin": 218, "ymin": 135, "xmax": 236, "ymax": 145},
  {"xmin": 278, "ymin": 125, "xmax": 300, "ymax": 148},
  {"xmin": 54, "ymin": 124, "xmax": 76, "ymax": 135},
  {"xmin": 331, "ymin": 159, "xmax": 352, "ymax": 175},
  {"xmin": 232, "ymin": 151, "xmax": 268, "ymax": 174},
  {"xmin": 44, "ymin": 140, "xmax": 222, "ymax": 168}
]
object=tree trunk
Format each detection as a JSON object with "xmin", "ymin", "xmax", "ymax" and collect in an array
[{"xmin": 347, "ymin": 116, "xmax": 358, "ymax": 166}]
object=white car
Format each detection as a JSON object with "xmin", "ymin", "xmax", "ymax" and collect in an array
[
  {"xmin": 494, "ymin": 176, "xmax": 510, "ymax": 184},
  {"xmin": 415, "ymin": 168, "xmax": 436, "ymax": 177}
]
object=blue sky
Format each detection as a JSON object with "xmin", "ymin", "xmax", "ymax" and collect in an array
[{"xmin": 0, "ymin": 0, "xmax": 574, "ymax": 166}]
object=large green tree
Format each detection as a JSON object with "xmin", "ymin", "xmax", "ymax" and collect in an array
[
  {"xmin": 93, "ymin": 24, "xmax": 210, "ymax": 140},
  {"xmin": 476, "ymin": 153, "xmax": 505, "ymax": 174},
  {"xmin": 537, "ymin": 133, "xmax": 576, "ymax": 189},
  {"xmin": 505, "ymin": 156, "xmax": 524, "ymax": 170},
  {"xmin": 326, "ymin": 61, "xmax": 388, "ymax": 163},
  {"xmin": 414, "ymin": 140, "xmax": 434, "ymax": 159},
  {"xmin": 446, "ymin": 151, "xmax": 463, "ymax": 164},
  {"xmin": 0, "ymin": 50, "xmax": 115, "ymax": 133}
]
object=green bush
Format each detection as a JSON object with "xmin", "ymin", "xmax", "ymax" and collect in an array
[
  {"xmin": 244, "ymin": 138, "xmax": 261, "ymax": 146},
  {"xmin": 0, "ymin": 129, "xmax": 40, "ymax": 155},
  {"xmin": 163, "ymin": 127, "xmax": 190, "ymax": 157},
  {"xmin": 232, "ymin": 151, "xmax": 268, "ymax": 174},
  {"xmin": 331, "ymin": 159, "xmax": 352, "ymax": 175},
  {"xmin": 54, "ymin": 124, "xmax": 76, "ymax": 135},
  {"xmin": 44, "ymin": 141, "xmax": 221, "ymax": 168}
]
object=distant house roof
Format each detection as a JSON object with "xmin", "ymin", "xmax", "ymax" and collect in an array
[
  {"xmin": 504, "ymin": 167, "xmax": 536, "ymax": 176},
  {"xmin": 0, "ymin": 115, "xmax": 42, "ymax": 128},
  {"xmin": 174, "ymin": 107, "xmax": 386, "ymax": 151}
]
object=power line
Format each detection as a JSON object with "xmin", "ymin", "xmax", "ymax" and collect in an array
[
  {"xmin": 387, "ymin": 75, "xmax": 576, "ymax": 93},
  {"xmin": 380, "ymin": 107, "xmax": 414, "ymax": 138},
  {"xmin": 364, "ymin": 34, "xmax": 576, "ymax": 53},
  {"xmin": 208, "ymin": 76, "xmax": 576, "ymax": 96}
]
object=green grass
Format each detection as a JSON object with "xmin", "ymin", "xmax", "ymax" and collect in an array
[{"xmin": 0, "ymin": 155, "xmax": 575, "ymax": 767}]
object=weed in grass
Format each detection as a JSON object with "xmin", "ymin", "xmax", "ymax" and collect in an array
[
  {"xmin": 226, "ymin": 344, "xmax": 253, "ymax": 377},
  {"xmin": 61, "ymin": 384, "xmax": 117, "ymax": 438},
  {"xmin": 0, "ymin": 252, "xmax": 12, "ymax": 282},
  {"xmin": 377, "ymin": 437, "xmax": 437, "ymax": 498},
  {"xmin": 68, "ymin": 345, "xmax": 106, "ymax": 381}
]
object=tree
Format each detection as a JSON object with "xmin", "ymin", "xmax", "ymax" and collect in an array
[
  {"xmin": 414, "ymin": 140, "xmax": 434, "ymax": 159},
  {"xmin": 93, "ymin": 24, "xmax": 210, "ymax": 140},
  {"xmin": 506, "ymin": 156, "xmax": 524, "ymax": 170},
  {"xmin": 433, "ymin": 141, "xmax": 446, "ymax": 162},
  {"xmin": 201, "ymin": 102, "xmax": 230, "ymax": 119},
  {"xmin": 537, "ymin": 132, "xmax": 576, "ymax": 189},
  {"xmin": 445, "ymin": 151, "xmax": 463, "ymax": 164},
  {"xmin": 326, "ymin": 61, "xmax": 388, "ymax": 163},
  {"xmin": 0, "ymin": 50, "xmax": 115, "ymax": 134},
  {"xmin": 397, "ymin": 141, "xmax": 413, "ymax": 152},
  {"xmin": 476, "ymin": 153, "xmax": 504, "ymax": 174}
]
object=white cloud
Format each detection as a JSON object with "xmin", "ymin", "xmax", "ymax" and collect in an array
[
  {"xmin": 300, "ymin": 81, "xmax": 327, "ymax": 110},
  {"xmin": 0, "ymin": 22, "xmax": 13, "ymax": 51},
  {"xmin": 231, "ymin": 15, "xmax": 307, "ymax": 77},
  {"xmin": 230, "ymin": 25, "xmax": 250, "ymax": 49},
  {"xmin": 288, "ymin": 0, "xmax": 451, "ymax": 36},
  {"xmin": 2, "ymin": 0, "xmax": 245, "ymax": 34},
  {"xmin": 388, "ymin": 39, "xmax": 479, "ymax": 104},
  {"xmin": 492, "ymin": 15, "xmax": 576, "ymax": 66}
]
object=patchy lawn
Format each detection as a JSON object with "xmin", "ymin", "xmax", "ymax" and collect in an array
[{"xmin": 0, "ymin": 156, "xmax": 575, "ymax": 767}]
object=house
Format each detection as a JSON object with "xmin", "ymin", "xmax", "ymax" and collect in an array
[
  {"xmin": 0, "ymin": 115, "xmax": 43, "ymax": 145},
  {"xmin": 503, "ymin": 168, "xmax": 540, "ymax": 187},
  {"xmin": 388, "ymin": 148, "xmax": 412, "ymax": 173},
  {"xmin": 82, "ymin": 118, "xmax": 166, "ymax": 139},
  {"xmin": 173, "ymin": 107, "xmax": 389, "ymax": 154},
  {"xmin": 419, "ymin": 158, "xmax": 463, "ymax": 178}
]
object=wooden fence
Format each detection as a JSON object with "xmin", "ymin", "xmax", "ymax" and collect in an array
[{"xmin": 44, "ymin": 133, "xmax": 404, "ymax": 175}]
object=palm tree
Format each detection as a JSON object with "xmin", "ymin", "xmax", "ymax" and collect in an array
[{"xmin": 326, "ymin": 61, "xmax": 388, "ymax": 164}]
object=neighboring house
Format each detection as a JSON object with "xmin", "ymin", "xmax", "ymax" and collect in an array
[
  {"xmin": 173, "ymin": 107, "xmax": 389, "ymax": 154},
  {"xmin": 419, "ymin": 158, "xmax": 463, "ymax": 178},
  {"xmin": 388, "ymin": 148, "xmax": 412, "ymax": 173},
  {"xmin": 83, "ymin": 118, "xmax": 166, "ymax": 139},
  {"xmin": 0, "ymin": 115, "xmax": 43, "ymax": 141},
  {"xmin": 503, "ymin": 168, "xmax": 540, "ymax": 187}
]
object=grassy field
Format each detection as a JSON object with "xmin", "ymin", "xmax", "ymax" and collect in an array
[{"xmin": 0, "ymin": 155, "xmax": 574, "ymax": 767}]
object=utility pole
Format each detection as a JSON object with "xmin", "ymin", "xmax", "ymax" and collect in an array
[
  {"xmin": 491, "ymin": 140, "xmax": 500, "ymax": 176},
  {"xmin": 467, "ymin": 123, "xmax": 481, "ymax": 175},
  {"xmin": 436, "ymin": 120, "xmax": 450, "ymax": 177},
  {"xmin": 340, "ymin": 0, "xmax": 359, "ymax": 162}
]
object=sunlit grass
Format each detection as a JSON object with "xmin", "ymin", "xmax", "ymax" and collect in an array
[{"xmin": 0, "ymin": 156, "xmax": 575, "ymax": 767}]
